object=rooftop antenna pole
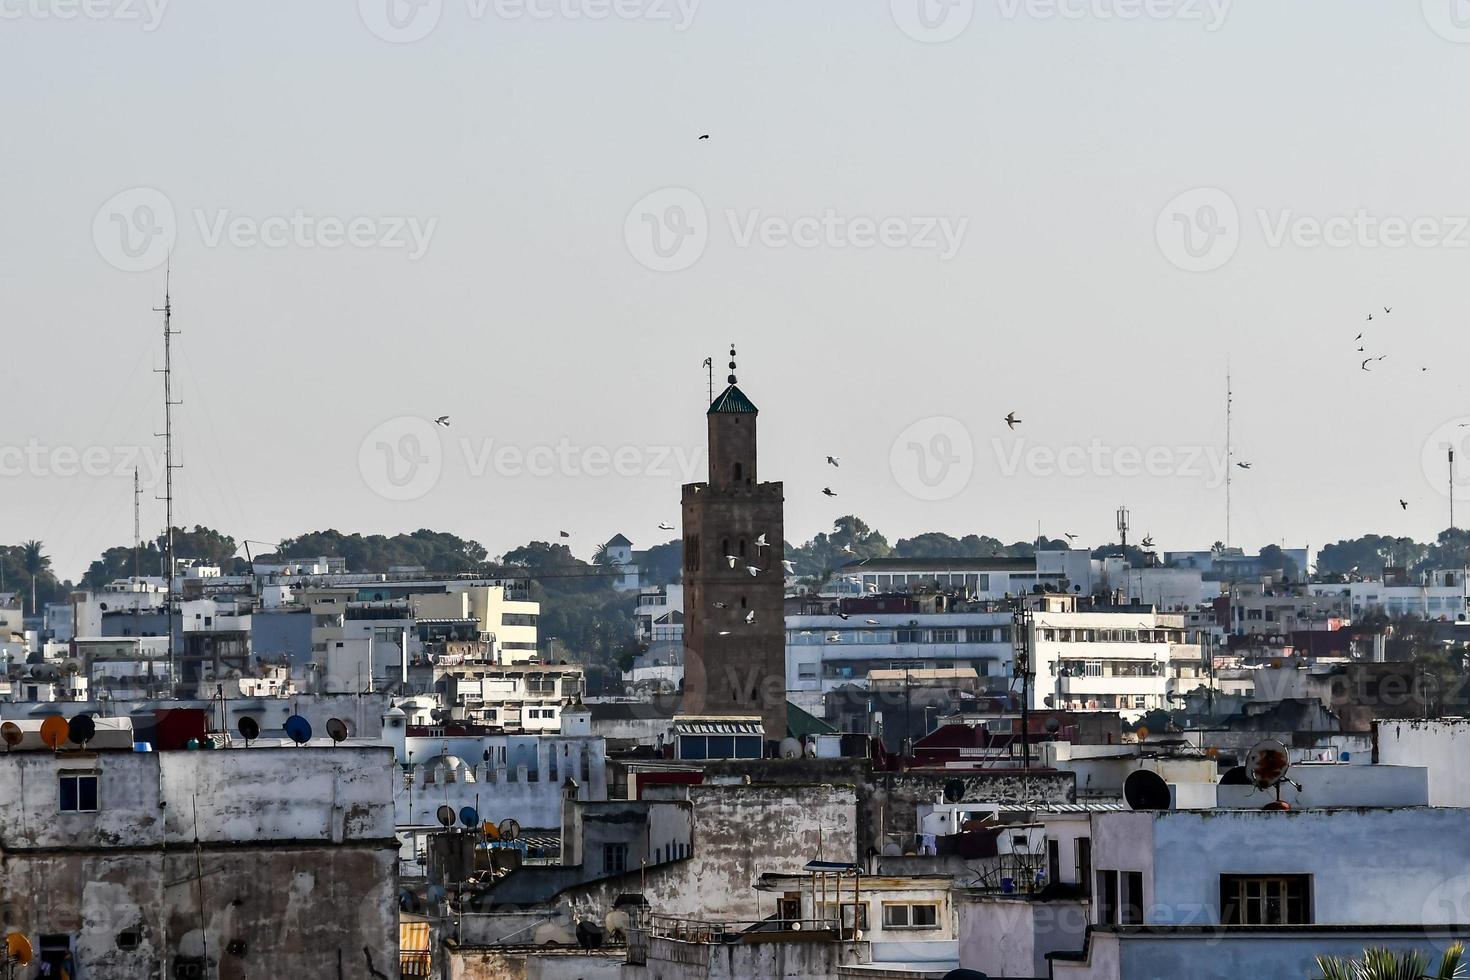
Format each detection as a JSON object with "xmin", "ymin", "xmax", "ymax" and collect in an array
[
  {"xmin": 1450, "ymin": 446, "xmax": 1456, "ymax": 532},
  {"xmin": 703, "ymin": 356, "xmax": 713, "ymax": 404},
  {"xmin": 154, "ymin": 266, "xmax": 181, "ymax": 695},
  {"xmin": 1225, "ymin": 367, "xmax": 1232, "ymax": 550}
]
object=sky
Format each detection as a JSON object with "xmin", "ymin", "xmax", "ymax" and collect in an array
[{"xmin": 5, "ymin": 0, "xmax": 1470, "ymax": 579}]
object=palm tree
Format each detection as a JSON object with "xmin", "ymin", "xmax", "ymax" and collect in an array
[
  {"xmin": 1316, "ymin": 943, "xmax": 1465, "ymax": 979},
  {"xmin": 20, "ymin": 540, "xmax": 49, "ymax": 614}
]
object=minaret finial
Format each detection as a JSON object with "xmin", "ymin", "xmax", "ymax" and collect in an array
[{"xmin": 727, "ymin": 344, "xmax": 737, "ymax": 385}]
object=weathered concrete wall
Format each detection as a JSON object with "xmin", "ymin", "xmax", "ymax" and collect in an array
[
  {"xmin": 959, "ymin": 895, "xmax": 1087, "ymax": 979},
  {"xmin": 549, "ymin": 784, "xmax": 859, "ymax": 924},
  {"xmin": 446, "ymin": 945, "xmax": 624, "ymax": 979},
  {"xmin": 0, "ymin": 746, "xmax": 397, "ymax": 979},
  {"xmin": 634, "ymin": 936, "xmax": 865, "ymax": 980},
  {"xmin": 1375, "ymin": 718, "xmax": 1470, "ymax": 806},
  {"xmin": 700, "ymin": 759, "xmax": 1073, "ymax": 856}
]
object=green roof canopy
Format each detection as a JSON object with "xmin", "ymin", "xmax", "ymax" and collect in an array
[{"xmin": 708, "ymin": 385, "xmax": 758, "ymax": 415}]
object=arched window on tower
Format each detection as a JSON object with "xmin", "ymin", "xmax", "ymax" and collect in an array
[
  {"xmin": 733, "ymin": 462, "xmax": 743, "ymax": 483},
  {"xmin": 739, "ymin": 539, "xmax": 747, "ymax": 558}
]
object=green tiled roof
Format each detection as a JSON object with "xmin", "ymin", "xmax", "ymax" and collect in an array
[
  {"xmin": 708, "ymin": 385, "xmax": 758, "ymax": 415},
  {"xmin": 786, "ymin": 701, "xmax": 836, "ymax": 739}
]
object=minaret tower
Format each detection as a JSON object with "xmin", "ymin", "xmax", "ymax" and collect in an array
[{"xmin": 680, "ymin": 346, "xmax": 788, "ymax": 747}]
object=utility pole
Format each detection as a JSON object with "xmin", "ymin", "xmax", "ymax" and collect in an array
[
  {"xmin": 703, "ymin": 356, "xmax": 713, "ymax": 404},
  {"xmin": 154, "ymin": 271, "xmax": 181, "ymax": 696},
  {"xmin": 1450, "ymin": 446, "xmax": 1456, "ymax": 532}
]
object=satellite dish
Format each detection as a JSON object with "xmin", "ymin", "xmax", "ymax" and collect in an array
[
  {"xmin": 436, "ymin": 805, "xmax": 456, "ymax": 828},
  {"xmin": 1044, "ymin": 718, "xmax": 1061, "ymax": 734},
  {"xmin": 1, "ymin": 722, "xmax": 21, "ymax": 751},
  {"xmin": 498, "ymin": 818, "xmax": 521, "ymax": 842},
  {"xmin": 1340, "ymin": 750, "xmax": 1352, "ymax": 762},
  {"xmin": 1244, "ymin": 739, "xmax": 1291, "ymax": 791},
  {"xmin": 459, "ymin": 806, "xmax": 479, "ymax": 828},
  {"xmin": 283, "ymin": 715, "xmax": 312, "ymax": 745},
  {"xmin": 39, "ymin": 715, "xmax": 68, "ymax": 751},
  {"xmin": 778, "ymin": 738, "xmax": 802, "ymax": 760},
  {"xmin": 1135, "ymin": 726, "xmax": 1150, "ymax": 741},
  {"xmin": 605, "ymin": 908, "xmax": 631, "ymax": 937},
  {"xmin": 1220, "ymin": 765, "xmax": 1250, "ymax": 785},
  {"xmin": 803, "ymin": 739, "xmax": 818, "ymax": 759},
  {"xmin": 1123, "ymin": 769, "xmax": 1172, "ymax": 811},
  {"xmin": 943, "ymin": 778, "xmax": 965, "ymax": 804},
  {"xmin": 325, "ymin": 718, "xmax": 349, "ymax": 744},
  {"xmin": 482, "ymin": 820, "xmax": 501, "ymax": 840},
  {"xmin": 237, "ymin": 717, "xmax": 259, "ymax": 744},
  {"xmin": 68, "ymin": 714, "xmax": 96, "ymax": 747},
  {"xmin": 5, "ymin": 932, "xmax": 32, "ymax": 965}
]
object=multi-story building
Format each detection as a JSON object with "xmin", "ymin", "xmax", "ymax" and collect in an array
[
  {"xmin": 635, "ymin": 584, "xmax": 684, "ymax": 645},
  {"xmin": 410, "ymin": 583, "xmax": 541, "ymax": 663},
  {"xmin": 1307, "ymin": 567, "xmax": 1470, "ymax": 621},
  {"xmin": 0, "ymin": 723, "xmax": 397, "ymax": 978}
]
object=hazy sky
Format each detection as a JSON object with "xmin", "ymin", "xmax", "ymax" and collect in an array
[{"xmin": 6, "ymin": 0, "xmax": 1470, "ymax": 579}]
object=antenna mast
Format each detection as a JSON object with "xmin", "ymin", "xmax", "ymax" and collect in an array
[
  {"xmin": 1225, "ymin": 368, "xmax": 1232, "ymax": 550},
  {"xmin": 703, "ymin": 356, "xmax": 713, "ymax": 404},
  {"xmin": 132, "ymin": 468, "xmax": 141, "ymax": 582},
  {"xmin": 154, "ymin": 271, "xmax": 181, "ymax": 695}
]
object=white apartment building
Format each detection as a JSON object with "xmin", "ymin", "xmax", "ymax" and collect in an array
[
  {"xmin": 1030, "ymin": 599, "xmax": 1199, "ymax": 720},
  {"xmin": 635, "ymin": 584, "xmax": 684, "ymax": 645},
  {"xmin": 411, "ymin": 583, "xmax": 541, "ymax": 662},
  {"xmin": 826, "ymin": 553, "xmax": 1094, "ymax": 600},
  {"xmin": 784, "ymin": 596, "xmax": 1014, "ymax": 717},
  {"xmin": 1307, "ymin": 568, "xmax": 1469, "ymax": 621}
]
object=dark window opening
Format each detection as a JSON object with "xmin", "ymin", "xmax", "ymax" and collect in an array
[
  {"xmin": 1096, "ymin": 870, "xmax": 1118, "ymax": 925},
  {"xmin": 1220, "ymin": 874, "xmax": 1312, "ymax": 925},
  {"xmin": 1122, "ymin": 871, "xmax": 1144, "ymax": 925},
  {"xmin": 733, "ymin": 462, "xmax": 743, "ymax": 482}
]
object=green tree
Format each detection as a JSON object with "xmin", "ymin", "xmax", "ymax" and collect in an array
[
  {"xmin": 639, "ymin": 540, "xmax": 683, "ymax": 585},
  {"xmin": 1316, "ymin": 942, "xmax": 1464, "ymax": 979}
]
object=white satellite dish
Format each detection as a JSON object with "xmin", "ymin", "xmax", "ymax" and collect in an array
[{"xmin": 779, "ymin": 738, "xmax": 803, "ymax": 760}]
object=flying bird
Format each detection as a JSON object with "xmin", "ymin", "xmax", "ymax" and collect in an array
[
  {"xmin": 718, "ymin": 630, "xmax": 731, "ymax": 636},
  {"xmin": 658, "ymin": 522, "xmax": 674, "ymax": 531},
  {"xmin": 1367, "ymin": 313, "xmax": 1373, "ymax": 321},
  {"xmin": 1004, "ymin": 412, "xmax": 1022, "ymax": 429},
  {"xmin": 822, "ymin": 488, "xmax": 837, "ymax": 497},
  {"xmin": 1354, "ymin": 332, "xmax": 1363, "ymax": 342},
  {"xmin": 434, "ymin": 416, "xmax": 450, "ymax": 427},
  {"xmin": 781, "ymin": 560, "xmax": 796, "ymax": 574},
  {"xmin": 745, "ymin": 565, "xmax": 760, "ymax": 577},
  {"xmin": 726, "ymin": 555, "xmax": 738, "ymax": 568},
  {"xmin": 1141, "ymin": 535, "xmax": 1155, "ymax": 548},
  {"xmin": 1357, "ymin": 346, "xmax": 1365, "ymax": 352},
  {"xmin": 1237, "ymin": 462, "xmax": 1251, "ymax": 469},
  {"xmin": 842, "ymin": 544, "xmax": 854, "ymax": 555},
  {"xmin": 1400, "ymin": 499, "xmax": 1409, "ymax": 510},
  {"xmin": 755, "ymin": 533, "xmax": 768, "ymax": 547},
  {"xmin": 698, "ymin": 134, "xmax": 710, "ymax": 140},
  {"xmin": 745, "ymin": 610, "xmax": 756, "ymax": 624},
  {"xmin": 559, "ymin": 531, "xmax": 571, "ymax": 538},
  {"xmin": 1360, "ymin": 358, "xmax": 1373, "ymax": 372},
  {"xmin": 1384, "ymin": 307, "xmax": 1393, "ymax": 314},
  {"xmin": 1063, "ymin": 533, "xmax": 1077, "ymax": 542},
  {"xmin": 837, "ymin": 612, "xmax": 851, "ymax": 621},
  {"xmin": 865, "ymin": 618, "xmax": 880, "ymax": 626},
  {"xmin": 826, "ymin": 456, "xmax": 840, "ymax": 467}
]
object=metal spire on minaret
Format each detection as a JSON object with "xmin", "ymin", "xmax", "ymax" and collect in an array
[{"xmin": 728, "ymin": 344, "xmax": 737, "ymax": 385}]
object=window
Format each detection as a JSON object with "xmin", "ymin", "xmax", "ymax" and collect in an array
[
  {"xmin": 1122, "ymin": 871, "xmax": 1144, "ymax": 925},
  {"xmin": 59, "ymin": 773, "xmax": 99, "ymax": 812},
  {"xmin": 1047, "ymin": 839, "xmax": 1061, "ymax": 884},
  {"xmin": 603, "ymin": 842, "xmax": 628, "ymax": 875},
  {"xmin": 1096, "ymin": 870, "xmax": 1118, "ymax": 925},
  {"xmin": 1076, "ymin": 838, "xmax": 1092, "ymax": 895},
  {"xmin": 931, "ymin": 629, "xmax": 959, "ymax": 644},
  {"xmin": 882, "ymin": 903, "xmax": 940, "ymax": 930},
  {"xmin": 1220, "ymin": 874, "xmax": 1312, "ymax": 925}
]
